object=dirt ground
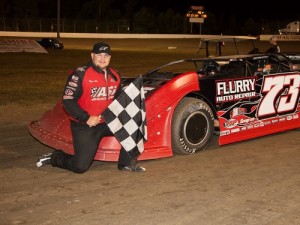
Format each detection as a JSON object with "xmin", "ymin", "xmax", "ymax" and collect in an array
[
  {"xmin": 1, "ymin": 104, "xmax": 300, "ymax": 225},
  {"xmin": 1, "ymin": 38, "xmax": 300, "ymax": 225}
]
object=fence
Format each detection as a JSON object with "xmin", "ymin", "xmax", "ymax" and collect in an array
[
  {"xmin": 0, "ymin": 17, "xmax": 130, "ymax": 34},
  {"xmin": 0, "ymin": 17, "xmax": 297, "ymax": 35}
]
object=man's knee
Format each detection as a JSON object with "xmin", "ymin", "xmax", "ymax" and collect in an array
[
  {"xmin": 72, "ymin": 164, "xmax": 90, "ymax": 174},
  {"xmin": 72, "ymin": 163, "xmax": 91, "ymax": 174}
]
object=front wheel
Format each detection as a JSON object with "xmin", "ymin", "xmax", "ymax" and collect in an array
[{"xmin": 172, "ymin": 97, "xmax": 214, "ymax": 155}]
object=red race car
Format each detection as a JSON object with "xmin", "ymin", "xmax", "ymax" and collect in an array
[{"xmin": 28, "ymin": 53, "xmax": 300, "ymax": 161}]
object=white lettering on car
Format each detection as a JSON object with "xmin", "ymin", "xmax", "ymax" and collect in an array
[
  {"xmin": 257, "ymin": 73, "xmax": 300, "ymax": 119},
  {"xmin": 216, "ymin": 78, "xmax": 256, "ymax": 103}
]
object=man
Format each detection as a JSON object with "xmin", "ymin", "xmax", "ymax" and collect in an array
[
  {"xmin": 36, "ymin": 42, "xmax": 145, "ymax": 173},
  {"xmin": 266, "ymin": 36, "xmax": 280, "ymax": 53}
]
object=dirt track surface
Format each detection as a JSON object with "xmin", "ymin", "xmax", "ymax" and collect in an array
[
  {"xmin": 1, "ymin": 39, "xmax": 300, "ymax": 225},
  {"xmin": 1, "ymin": 103, "xmax": 300, "ymax": 225}
]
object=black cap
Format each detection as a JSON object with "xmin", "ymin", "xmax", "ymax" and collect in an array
[{"xmin": 92, "ymin": 42, "xmax": 111, "ymax": 55}]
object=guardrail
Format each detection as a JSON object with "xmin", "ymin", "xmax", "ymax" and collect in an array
[
  {"xmin": 1, "ymin": 32, "xmax": 299, "ymax": 42},
  {"xmin": 0, "ymin": 31, "xmax": 206, "ymax": 39}
]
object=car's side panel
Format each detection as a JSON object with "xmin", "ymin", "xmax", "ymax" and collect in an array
[
  {"xmin": 145, "ymin": 72, "xmax": 200, "ymax": 120},
  {"xmin": 217, "ymin": 72, "xmax": 300, "ymax": 145},
  {"xmin": 28, "ymin": 72, "xmax": 200, "ymax": 161},
  {"xmin": 140, "ymin": 72, "xmax": 200, "ymax": 159}
]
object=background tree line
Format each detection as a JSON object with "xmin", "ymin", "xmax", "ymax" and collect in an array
[{"xmin": 0, "ymin": 0, "xmax": 293, "ymax": 35}]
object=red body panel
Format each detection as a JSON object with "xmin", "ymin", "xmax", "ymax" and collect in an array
[
  {"xmin": 28, "ymin": 72, "xmax": 200, "ymax": 161},
  {"xmin": 218, "ymin": 112, "xmax": 300, "ymax": 145}
]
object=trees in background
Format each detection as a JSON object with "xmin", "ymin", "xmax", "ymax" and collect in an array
[{"xmin": 0, "ymin": 0, "xmax": 288, "ymax": 35}]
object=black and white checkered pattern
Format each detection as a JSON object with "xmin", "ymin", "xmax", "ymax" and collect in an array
[{"xmin": 102, "ymin": 76, "xmax": 147, "ymax": 159}]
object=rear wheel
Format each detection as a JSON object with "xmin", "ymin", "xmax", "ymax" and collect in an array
[{"xmin": 172, "ymin": 97, "xmax": 214, "ymax": 155}]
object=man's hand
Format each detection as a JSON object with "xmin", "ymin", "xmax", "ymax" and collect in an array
[{"xmin": 87, "ymin": 115, "xmax": 102, "ymax": 127}]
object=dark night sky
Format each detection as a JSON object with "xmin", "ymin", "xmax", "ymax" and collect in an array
[
  {"xmin": 144, "ymin": 0, "xmax": 298, "ymax": 20},
  {"xmin": 4, "ymin": 0, "xmax": 298, "ymax": 22}
]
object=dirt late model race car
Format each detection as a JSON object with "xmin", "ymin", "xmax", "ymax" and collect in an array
[{"xmin": 28, "ymin": 53, "xmax": 300, "ymax": 161}]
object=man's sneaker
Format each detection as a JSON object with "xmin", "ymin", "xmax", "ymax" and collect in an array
[
  {"xmin": 36, "ymin": 153, "xmax": 52, "ymax": 167},
  {"xmin": 118, "ymin": 165, "xmax": 146, "ymax": 172}
]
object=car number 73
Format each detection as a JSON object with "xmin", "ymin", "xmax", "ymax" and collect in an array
[{"xmin": 258, "ymin": 73, "xmax": 300, "ymax": 119}]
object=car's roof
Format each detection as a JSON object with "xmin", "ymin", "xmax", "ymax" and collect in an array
[
  {"xmin": 188, "ymin": 54, "xmax": 269, "ymax": 62},
  {"xmin": 203, "ymin": 54, "xmax": 262, "ymax": 60},
  {"xmin": 199, "ymin": 36, "xmax": 257, "ymax": 43}
]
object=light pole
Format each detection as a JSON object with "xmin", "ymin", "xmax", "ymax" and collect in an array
[{"xmin": 57, "ymin": 0, "xmax": 61, "ymax": 41}]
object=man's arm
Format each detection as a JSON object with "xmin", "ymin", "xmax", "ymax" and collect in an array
[{"xmin": 62, "ymin": 69, "xmax": 90, "ymax": 123}]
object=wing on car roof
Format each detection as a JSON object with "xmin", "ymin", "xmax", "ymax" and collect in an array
[{"xmin": 197, "ymin": 35, "xmax": 258, "ymax": 57}]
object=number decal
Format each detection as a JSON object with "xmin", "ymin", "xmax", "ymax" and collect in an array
[{"xmin": 258, "ymin": 74, "xmax": 300, "ymax": 119}]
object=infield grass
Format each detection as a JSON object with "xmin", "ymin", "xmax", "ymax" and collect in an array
[
  {"xmin": 1, "ymin": 39, "xmax": 299, "ymax": 106},
  {"xmin": 0, "ymin": 49, "xmax": 195, "ymax": 106}
]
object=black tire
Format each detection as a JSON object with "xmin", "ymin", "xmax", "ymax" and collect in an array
[{"xmin": 171, "ymin": 97, "xmax": 214, "ymax": 155}]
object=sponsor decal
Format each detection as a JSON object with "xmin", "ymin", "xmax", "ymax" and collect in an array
[
  {"xmin": 272, "ymin": 35, "xmax": 300, "ymax": 41},
  {"xmin": 264, "ymin": 120, "xmax": 271, "ymax": 125},
  {"xmin": 68, "ymin": 81, "xmax": 78, "ymax": 87},
  {"xmin": 279, "ymin": 117, "xmax": 286, "ymax": 122},
  {"xmin": 89, "ymin": 80, "xmax": 98, "ymax": 83},
  {"xmin": 65, "ymin": 89, "xmax": 73, "ymax": 96},
  {"xmin": 216, "ymin": 78, "xmax": 256, "ymax": 103},
  {"xmin": 230, "ymin": 107, "xmax": 246, "ymax": 118},
  {"xmin": 71, "ymin": 75, "xmax": 79, "ymax": 82},
  {"xmin": 231, "ymin": 128, "xmax": 240, "ymax": 133},
  {"xmin": 77, "ymin": 67, "xmax": 85, "ymax": 72},
  {"xmin": 63, "ymin": 96, "xmax": 73, "ymax": 100},
  {"xmin": 247, "ymin": 125, "xmax": 254, "ymax": 129},
  {"xmin": 224, "ymin": 119, "xmax": 238, "ymax": 128},
  {"xmin": 220, "ymin": 130, "xmax": 230, "ymax": 136},
  {"xmin": 254, "ymin": 123, "xmax": 260, "ymax": 128},
  {"xmin": 90, "ymin": 86, "xmax": 117, "ymax": 100},
  {"xmin": 0, "ymin": 39, "xmax": 47, "ymax": 53},
  {"xmin": 66, "ymin": 86, "xmax": 76, "ymax": 91},
  {"xmin": 240, "ymin": 117, "xmax": 255, "ymax": 124}
]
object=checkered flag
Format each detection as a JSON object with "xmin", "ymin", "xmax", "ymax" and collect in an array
[{"xmin": 102, "ymin": 76, "xmax": 147, "ymax": 159}]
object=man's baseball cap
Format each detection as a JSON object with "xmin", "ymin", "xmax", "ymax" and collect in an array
[{"xmin": 92, "ymin": 42, "xmax": 111, "ymax": 55}]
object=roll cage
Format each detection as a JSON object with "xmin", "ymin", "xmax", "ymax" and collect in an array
[{"xmin": 141, "ymin": 53, "xmax": 297, "ymax": 81}]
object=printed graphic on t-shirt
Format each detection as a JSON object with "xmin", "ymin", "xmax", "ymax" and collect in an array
[{"xmin": 90, "ymin": 86, "xmax": 117, "ymax": 100}]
